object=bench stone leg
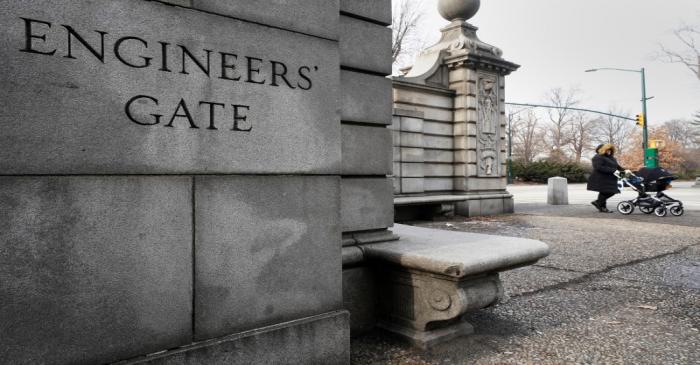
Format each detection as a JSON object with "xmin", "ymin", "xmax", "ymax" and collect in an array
[{"xmin": 375, "ymin": 268, "xmax": 502, "ymax": 349}]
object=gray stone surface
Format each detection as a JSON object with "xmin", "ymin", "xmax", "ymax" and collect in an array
[
  {"xmin": 1, "ymin": 0, "xmax": 340, "ymax": 175},
  {"xmin": 339, "ymin": 16, "xmax": 392, "ymax": 74},
  {"xmin": 340, "ymin": 0, "xmax": 392, "ymax": 25},
  {"xmin": 694, "ymin": 176, "xmax": 700, "ymax": 187},
  {"xmin": 341, "ymin": 177, "xmax": 394, "ymax": 232},
  {"xmin": 466, "ymin": 177, "xmax": 507, "ymax": 191},
  {"xmin": 423, "ymin": 163, "xmax": 453, "ymax": 177},
  {"xmin": 503, "ymin": 196, "xmax": 515, "ymax": 213},
  {"xmin": 343, "ymin": 229, "xmax": 399, "ymax": 248},
  {"xmin": 125, "ymin": 311, "xmax": 350, "ymax": 365},
  {"xmin": 423, "ymin": 120, "xmax": 453, "ymax": 135},
  {"xmin": 401, "ymin": 147, "xmax": 426, "ymax": 163},
  {"xmin": 342, "ymin": 124, "xmax": 392, "ymax": 175},
  {"xmin": 194, "ymin": 176, "xmax": 342, "ymax": 340},
  {"xmin": 397, "ymin": 116, "xmax": 424, "ymax": 133},
  {"xmin": 397, "ymin": 131, "xmax": 424, "ymax": 148},
  {"xmin": 547, "ymin": 177, "xmax": 569, "ymax": 205},
  {"xmin": 374, "ymin": 267, "xmax": 501, "ymax": 349},
  {"xmin": 363, "ymin": 224, "xmax": 550, "ymax": 278},
  {"xmin": 0, "ymin": 176, "xmax": 192, "ymax": 365},
  {"xmin": 423, "ymin": 177, "xmax": 453, "ymax": 191},
  {"xmin": 343, "ymin": 267, "xmax": 377, "ymax": 335},
  {"xmin": 438, "ymin": 0, "xmax": 481, "ymax": 22},
  {"xmin": 193, "ymin": 0, "xmax": 339, "ymax": 39},
  {"xmin": 424, "ymin": 149, "xmax": 454, "ymax": 163},
  {"xmin": 159, "ymin": 0, "xmax": 192, "ymax": 6},
  {"xmin": 393, "ymin": 87, "xmax": 454, "ymax": 110},
  {"xmin": 341, "ymin": 70, "xmax": 392, "ymax": 125},
  {"xmin": 342, "ymin": 246, "xmax": 365, "ymax": 266},
  {"xmin": 481, "ymin": 198, "xmax": 506, "ymax": 216},
  {"xmin": 400, "ymin": 177, "xmax": 425, "ymax": 194},
  {"xmin": 400, "ymin": 163, "xmax": 425, "ymax": 178},
  {"xmin": 424, "ymin": 135, "xmax": 453, "ymax": 149}
]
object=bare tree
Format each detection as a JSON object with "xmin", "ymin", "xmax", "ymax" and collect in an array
[
  {"xmin": 592, "ymin": 107, "xmax": 636, "ymax": 156},
  {"xmin": 543, "ymin": 88, "xmax": 580, "ymax": 161},
  {"xmin": 664, "ymin": 119, "xmax": 699, "ymax": 148},
  {"xmin": 509, "ymin": 110, "xmax": 545, "ymax": 163},
  {"xmin": 657, "ymin": 24, "xmax": 700, "ymax": 79},
  {"xmin": 568, "ymin": 112, "xmax": 597, "ymax": 164},
  {"xmin": 391, "ymin": 0, "xmax": 424, "ymax": 66}
]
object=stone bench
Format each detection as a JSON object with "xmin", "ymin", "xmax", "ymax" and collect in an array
[{"xmin": 360, "ymin": 224, "xmax": 549, "ymax": 348}]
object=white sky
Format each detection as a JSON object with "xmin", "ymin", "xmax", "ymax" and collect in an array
[{"xmin": 402, "ymin": 0, "xmax": 700, "ymax": 122}]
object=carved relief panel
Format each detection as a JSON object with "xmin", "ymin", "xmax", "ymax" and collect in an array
[{"xmin": 476, "ymin": 72, "xmax": 500, "ymax": 177}]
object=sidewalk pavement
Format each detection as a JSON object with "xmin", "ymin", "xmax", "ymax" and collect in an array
[
  {"xmin": 351, "ymin": 203, "xmax": 700, "ymax": 365},
  {"xmin": 509, "ymin": 181, "xmax": 700, "ymax": 211}
]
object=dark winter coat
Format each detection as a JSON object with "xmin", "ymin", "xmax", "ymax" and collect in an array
[{"xmin": 587, "ymin": 152, "xmax": 623, "ymax": 194}]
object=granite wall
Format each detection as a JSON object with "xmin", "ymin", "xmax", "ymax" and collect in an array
[
  {"xmin": 336, "ymin": 0, "xmax": 395, "ymax": 336},
  {"xmin": 0, "ymin": 0, "xmax": 371, "ymax": 363}
]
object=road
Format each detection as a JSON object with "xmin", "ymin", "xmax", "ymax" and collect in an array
[{"xmin": 508, "ymin": 181, "xmax": 700, "ymax": 211}]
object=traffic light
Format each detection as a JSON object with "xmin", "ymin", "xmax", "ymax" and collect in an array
[{"xmin": 635, "ymin": 113, "xmax": 645, "ymax": 127}]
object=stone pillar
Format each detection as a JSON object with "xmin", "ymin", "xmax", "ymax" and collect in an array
[
  {"xmin": 1, "ymin": 1, "xmax": 354, "ymax": 363},
  {"xmin": 392, "ymin": 0, "xmax": 519, "ymax": 217}
]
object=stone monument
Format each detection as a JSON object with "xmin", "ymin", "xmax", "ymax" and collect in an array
[
  {"xmin": 0, "ymin": 0, "xmax": 394, "ymax": 363},
  {"xmin": 1, "ymin": 0, "xmax": 549, "ymax": 360},
  {"xmin": 391, "ymin": 0, "xmax": 520, "ymax": 218}
]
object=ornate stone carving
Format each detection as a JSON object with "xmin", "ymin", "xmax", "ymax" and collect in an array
[
  {"xmin": 376, "ymin": 267, "xmax": 502, "ymax": 348},
  {"xmin": 477, "ymin": 72, "xmax": 500, "ymax": 177}
]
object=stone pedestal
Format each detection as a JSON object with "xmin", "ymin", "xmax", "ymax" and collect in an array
[
  {"xmin": 375, "ymin": 269, "xmax": 500, "ymax": 349},
  {"xmin": 547, "ymin": 177, "xmax": 569, "ymax": 205}
]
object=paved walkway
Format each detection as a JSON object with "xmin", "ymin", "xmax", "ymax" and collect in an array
[
  {"xmin": 509, "ymin": 181, "xmax": 700, "ymax": 211},
  {"xmin": 351, "ymin": 202, "xmax": 700, "ymax": 364}
]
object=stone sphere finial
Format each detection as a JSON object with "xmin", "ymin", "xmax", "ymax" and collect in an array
[{"xmin": 438, "ymin": 0, "xmax": 481, "ymax": 22}]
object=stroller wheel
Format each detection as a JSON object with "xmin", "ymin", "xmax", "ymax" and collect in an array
[
  {"xmin": 669, "ymin": 206, "xmax": 684, "ymax": 217},
  {"xmin": 639, "ymin": 206, "xmax": 654, "ymax": 214},
  {"xmin": 617, "ymin": 201, "xmax": 634, "ymax": 215},
  {"xmin": 654, "ymin": 206, "xmax": 667, "ymax": 217}
]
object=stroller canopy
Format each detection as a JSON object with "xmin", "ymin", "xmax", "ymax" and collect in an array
[{"xmin": 637, "ymin": 167, "xmax": 676, "ymax": 182}]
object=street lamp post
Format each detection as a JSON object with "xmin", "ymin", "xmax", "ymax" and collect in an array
[
  {"xmin": 640, "ymin": 68, "xmax": 648, "ymax": 151},
  {"xmin": 585, "ymin": 67, "xmax": 653, "ymax": 165},
  {"xmin": 507, "ymin": 115, "xmax": 512, "ymax": 184}
]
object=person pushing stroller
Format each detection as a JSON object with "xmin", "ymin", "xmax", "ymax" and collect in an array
[{"xmin": 587, "ymin": 144, "xmax": 631, "ymax": 213}]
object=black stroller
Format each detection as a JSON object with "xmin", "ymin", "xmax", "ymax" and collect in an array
[{"xmin": 616, "ymin": 167, "xmax": 684, "ymax": 217}]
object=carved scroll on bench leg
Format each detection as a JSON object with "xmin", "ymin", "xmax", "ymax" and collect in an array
[{"xmin": 375, "ymin": 267, "xmax": 503, "ymax": 348}]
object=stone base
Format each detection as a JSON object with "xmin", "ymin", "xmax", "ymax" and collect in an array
[
  {"xmin": 455, "ymin": 196, "xmax": 514, "ymax": 217},
  {"xmin": 378, "ymin": 319, "xmax": 474, "ymax": 349},
  {"xmin": 393, "ymin": 194, "xmax": 513, "ymax": 220},
  {"xmin": 115, "ymin": 311, "xmax": 349, "ymax": 365},
  {"xmin": 342, "ymin": 267, "xmax": 377, "ymax": 336}
]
